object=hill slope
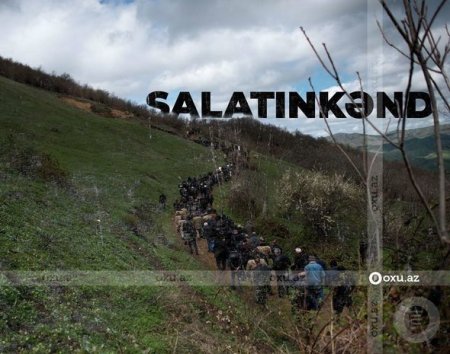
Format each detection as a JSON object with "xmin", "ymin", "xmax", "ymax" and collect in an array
[
  {"xmin": 0, "ymin": 76, "xmax": 288, "ymax": 352},
  {"xmin": 1, "ymin": 76, "xmax": 447, "ymax": 353}
]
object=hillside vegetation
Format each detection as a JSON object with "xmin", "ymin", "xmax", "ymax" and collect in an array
[
  {"xmin": 1, "ymin": 75, "xmax": 366, "ymax": 353},
  {"xmin": 0, "ymin": 76, "xmax": 269, "ymax": 352},
  {"xmin": 0, "ymin": 70, "xmax": 448, "ymax": 352}
]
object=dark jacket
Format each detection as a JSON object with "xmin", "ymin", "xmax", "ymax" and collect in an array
[{"xmin": 273, "ymin": 254, "xmax": 291, "ymax": 271}]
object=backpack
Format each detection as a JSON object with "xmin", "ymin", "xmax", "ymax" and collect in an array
[
  {"xmin": 229, "ymin": 251, "xmax": 242, "ymax": 269},
  {"xmin": 182, "ymin": 221, "xmax": 195, "ymax": 239}
]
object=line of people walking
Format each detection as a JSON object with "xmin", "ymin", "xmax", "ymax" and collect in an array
[{"xmin": 172, "ymin": 165, "xmax": 353, "ymax": 314}]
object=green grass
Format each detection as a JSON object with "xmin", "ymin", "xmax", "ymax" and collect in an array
[
  {"xmin": 0, "ymin": 76, "xmax": 232, "ymax": 352},
  {"xmin": 1, "ymin": 76, "xmax": 438, "ymax": 353},
  {"xmin": 214, "ymin": 152, "xmax": 364, "ymax": 269},
  {"xmin": 0, "ymin": 76, "xmax": 296, "ymax": 353}
]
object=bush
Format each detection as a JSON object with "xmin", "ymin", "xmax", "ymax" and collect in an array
[
  {"xmin": 122, "ymin": 213, "xmax": 140, "ymax": 229},
  {"xmin": 37, "ymin": 153, "xmax": 69, "ymax": 186},
  {"xmin": 254, "ymin": 217, "xmax": 291, "ymax": 240},
  {"xmin": 1, "ymin": 135, "xmax": 69, "ymax": 186},
  {"xmin": 227, "ymin": 170, "xmax": 266, "ymax": 220},
  {"xmin": 90, "ymin": 103, "xmax": 112, "ymax": 116},
  {"xmin": 122, "ymin": 203, "xmax": 157, "ymax": 238},
  {"xmin": 276, "ymin": 169, "xmax": 365, "ymax": 240}
]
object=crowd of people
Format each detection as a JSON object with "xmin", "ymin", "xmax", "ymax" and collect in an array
[{"xmin": 172, "ymin": 164, "xmax": 353, "ymax": 314}]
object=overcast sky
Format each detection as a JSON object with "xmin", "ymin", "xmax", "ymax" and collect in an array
[{"xmin": 0, "ymin": 0, "xmax": 448, "ymax": 137}]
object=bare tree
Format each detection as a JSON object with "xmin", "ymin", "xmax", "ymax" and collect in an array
[{"xmin": 301, "ymin": 0, "xmax": 449, "ymax": 244}]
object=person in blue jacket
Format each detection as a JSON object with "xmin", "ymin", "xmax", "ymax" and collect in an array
[{"xmin": 301, "ymin": 255, "xmax": 325, "ymax": 310}]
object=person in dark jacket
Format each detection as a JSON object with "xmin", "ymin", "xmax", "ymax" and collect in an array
[
  {"xmin": 270, "ymin": 240, "xmax": 283, "ymax": 261},
  {"xmin": 182, "ymin": 217, "xmax": 198, "ymax": 255},
  {"xmin": 291, "ymin": 247, "xmax": 308, "ymax": 271},
  {"xmin": 214, "ymin": 238, "xmax": 229, "ymax": 271},
  {"xmin": 159, "ymin": 193, "xmax": 167, "ymax": 209},
  {"xmin": 203, "ymin": 218, "xmax": 217, "ymax": 252},
  {"xmin": 328, "ymin": 260, "xmax": 353, "ymax": 314},
  {"xmin": 273, "ymin": 252, "xmax": 291, "ymax": 298},
  {"xmin": 228, "ymin": 250, "xmax": 243, "ymax": 290},
  {"xmin": 254, "ymin": 256, "xmax": 272, "ymax": 306},
  {"xmin": 249, "ymin": 232, "xmax": 260, "ymax": 249}
]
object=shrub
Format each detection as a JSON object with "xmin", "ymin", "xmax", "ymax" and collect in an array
[
  {"xmin": 227, "ymin": 170, "xmax": 266, "ymax": 220},
  {"xmin": 254, "ymin": 217, "xmax": 291, "ymax": 240},
  {"xmin": 122, "ymin": 213, "xmax": 140, "ymax": 229},
  {"xmin": 276, "ymin": 169, "xmax": 365, "ymax": 240},
  {"xmin": 1, "ymin": 135, "xmax": 69, "ymax": 186},
  {"xmin": 122, "ymin": 203, "xmax": 157, "ymax": 238},
  {"xmin": 37, "ymin": 153, "xmax": 69, "ymax": 186},
  {"xmin": 90, "ymin": 103, "xmax": 112, "ymax": 116}
]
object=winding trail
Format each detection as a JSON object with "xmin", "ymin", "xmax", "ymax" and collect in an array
[{"xmin": 168, "ymin": 156, "xmax": 345, "ymax": 353}]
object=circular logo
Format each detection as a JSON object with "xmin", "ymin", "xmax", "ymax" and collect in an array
[
  {"xmin": 369, "ymin": 271, "xmax": 382, "ymax": 285},
  {"xmin": 394, "ymin": 297, "xmax": 440, "ymax": 343}
]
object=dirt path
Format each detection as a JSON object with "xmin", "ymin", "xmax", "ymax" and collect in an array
[{"xmin": 195, "ymin": 236, "xmax": 218, "ymax": 270}]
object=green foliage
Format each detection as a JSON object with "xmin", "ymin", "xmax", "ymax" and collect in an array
[
  {"xmin": 227, "ymin": 170, "xmax": 266, "ymax": 220},
  {"xmin": 1, "ymin": 73, "xmax": 445, "ymax": 353},
  {"xmin": 1, "ymin": 135, "xmax": 69, "ymax": 187},
  {"xmin": 277, "ymin": 169, "xmax": 365, "ymax": 240},
  {"xmin": 0, "ymin": 56, "xmax": 151, "ymax": 119},
  {"xmin": 90, "ymin": 102, "xmax": 112, "ymax": 116},
  {"xmin": 0, "ymin": 75, "xmax": 220, "ymax": 352},
  {"xmin": 122, "ymin": 212, "xmax": 140, "ymax": 229}
]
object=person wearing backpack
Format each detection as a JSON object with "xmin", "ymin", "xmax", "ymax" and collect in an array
[
  {"xmin": 182, "ymin": 216, "xmax": 198, "ymax": 255},
  {"xmin": 273, "ymin": 251, "xmax": 291, "ymax": 298},
  {"xmin": 159, "ymin": 193, "xmax": 167, "ymax": 209},
  {"xmin": 228, "ymin": 249, "xmax": 243, "ymax": 291},
  {"xmin": 214, "ymin": 237, "xmax": 229, "ymax": 270}
]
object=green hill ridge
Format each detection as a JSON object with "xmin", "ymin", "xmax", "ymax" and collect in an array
[
  {"xmin": 1, "ymin": 75, "xmax": 325, "ymax": 353},
  {"xmin": 1, "ymin": 75, "xmax": 447, "ymax": 353}
]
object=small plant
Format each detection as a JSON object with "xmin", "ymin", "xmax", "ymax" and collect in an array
[
  {"xmin": 2, "ymin": 135, "xmax": 69, "ymax": 186},
  {"xmin": 37, "ymin": 153, "xmax": 69, "ymax": 186},
  {"xmin": 90, "ymin": 103, "xmax": 112, "ymax": 117},
  {"xmin": 122, "ymin": 213, "xmax": 139, "ymax": 230}
]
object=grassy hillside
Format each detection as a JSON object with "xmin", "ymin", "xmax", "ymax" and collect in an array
[
  {"xmin": 0, "ymin": 75, "xmax": 218, "ymax": 270},
  {"xmin": 4, "ymin": 75, "xmax": 362, "ymax": 353},
  {"xmin": 1, "ymin": 76, "xmax": 447, "ymax": 353},
  {"xmin": 0, "ymin": 76, "xmax": 288, "ymax": 352}
]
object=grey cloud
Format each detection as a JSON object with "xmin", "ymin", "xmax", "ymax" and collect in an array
[
  {"xmin": 0, "ymin": 0, "xmax": 445, "ymax": 137},
  {"xmin": 0, "ymin": 0, "xmax": 21, "ymax": 10},
  {"xmin": 136, "ymin": 0, "xmax": 365, "ymax": 39}
]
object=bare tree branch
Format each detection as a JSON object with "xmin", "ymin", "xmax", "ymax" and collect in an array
[
  {"xmin": 301, "ymin": 0, "xmax": 449, "ymax": 243},
  {"xmin": 308, "ymin": 77, "xmax": 366, "ymax": 185}
]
